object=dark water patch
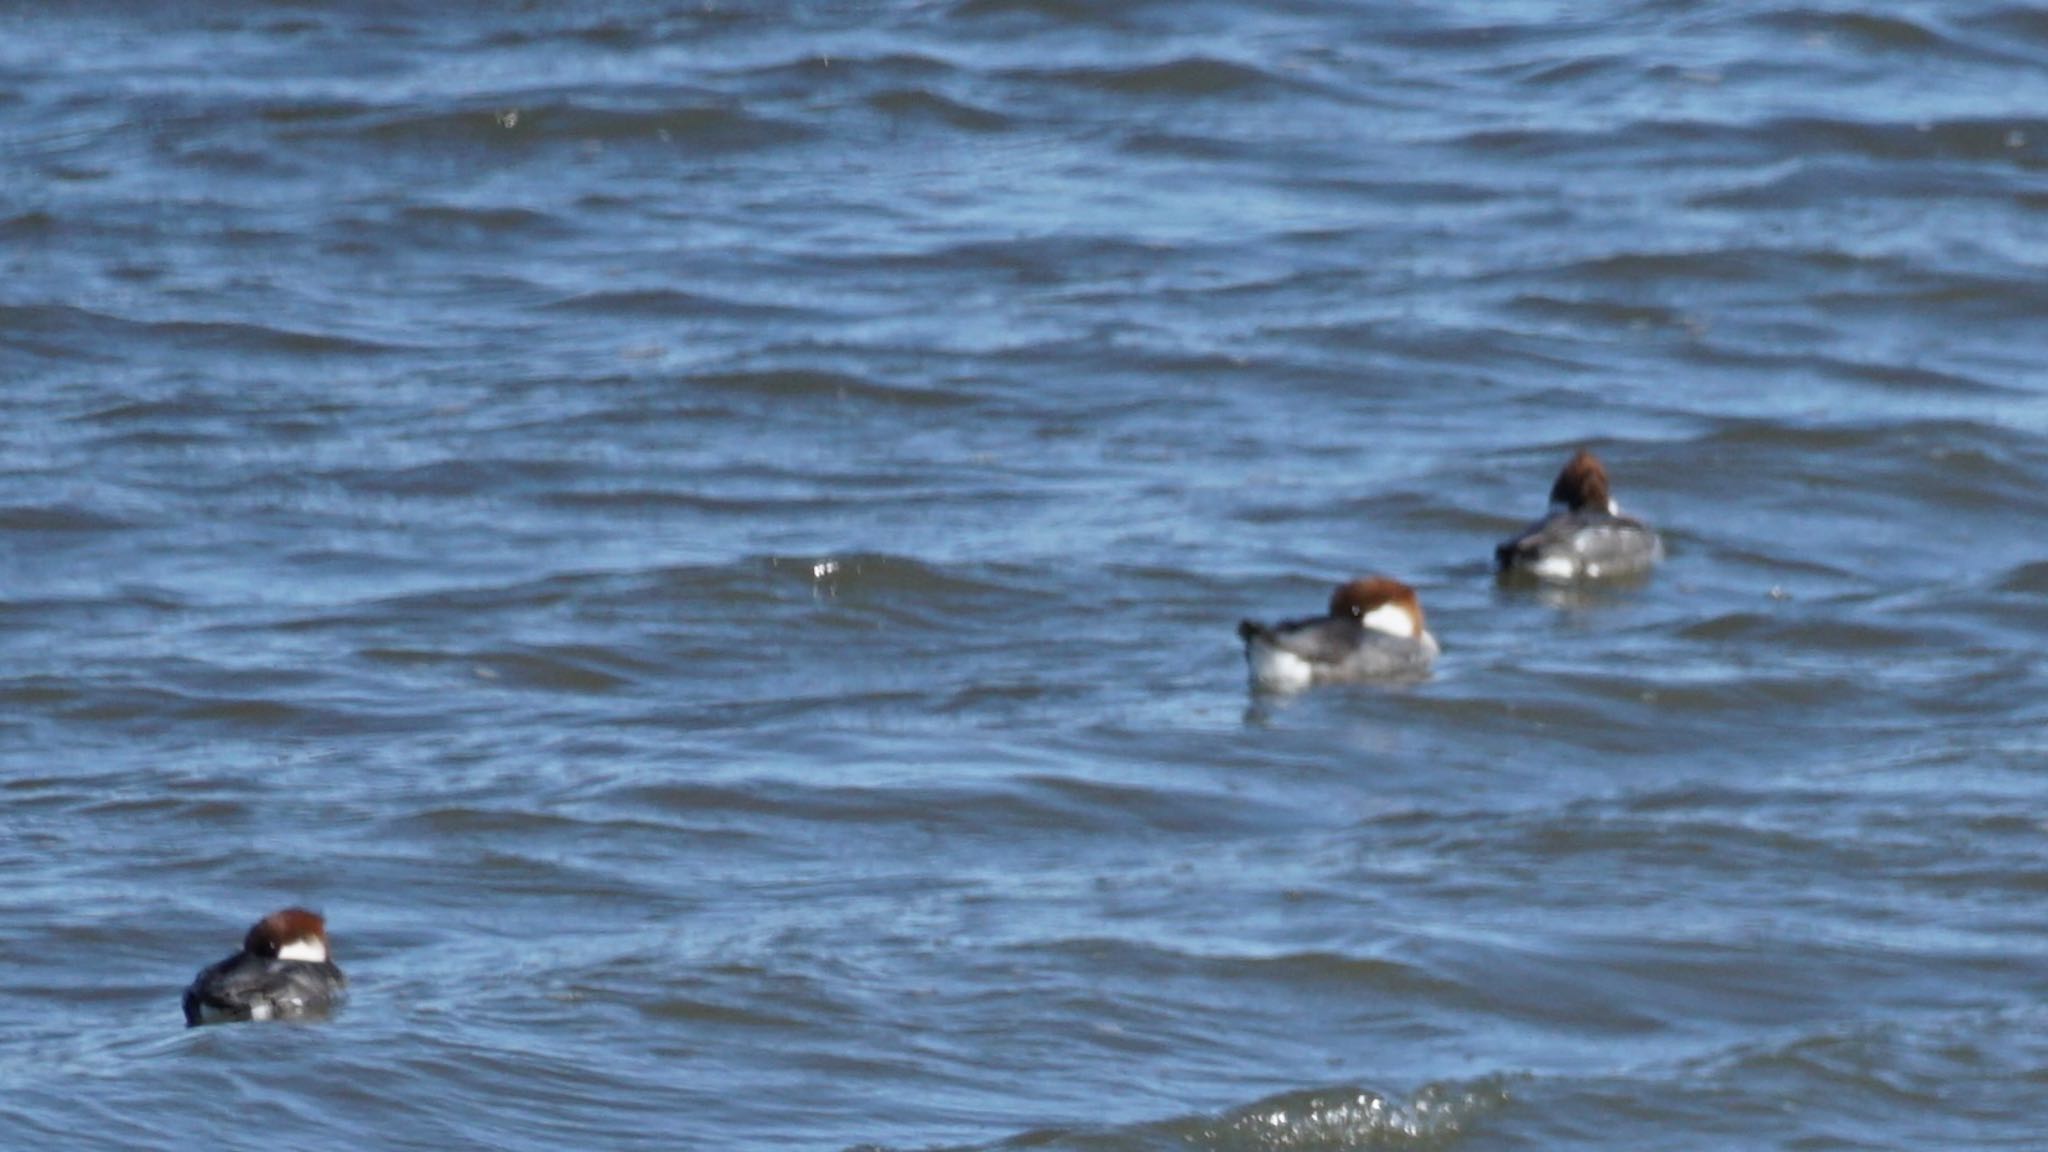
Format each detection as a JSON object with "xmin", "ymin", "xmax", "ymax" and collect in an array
[
  {"xmin": 79, "ymin": 395, "xmax": 230, "ymax": 426},
  {"xmin": 1964, "ymin": 6, "xmax": 2048, "ymax": 53},
  {"xmin": 1994, "ymin": 560, "xmax": 2048, "ymax": 595},
  {"xmin": 42, "ymin": 162, "xmax": 110, "ymax": 182},
  {"xmin": 343, "ymin": 100, "xmax": 816, "ymax": 152},
  {"xmin": 466, "ymin": 645, "xmax": 646, "ymax": 694},
  {"xmin": 1184, "ymin": 949, "xmax": 1466, "ymax": 1002},
  {"xmin": 86, "ymin": 428, "xmax": 234, "ymax": 450},
  {"xmin": 1016, "ymin": 57, "xmax": 1289, "ymax": 99},
  {"xmin": 1507, "ymin": 293, "xmax": 1686, "ymax": 331},
  {"xmin": 826, "ymin": 233, "xmax": 1189, "ymax": 286},
  {"xmin": 730, "ymin": 50, "xmax": 959, "ymax": 85},
  {"xmin": 1767, "ymin": 115, "xmax": 2045, "ymax": 166},
  {"xmin": 608, "ymin": 780, "xmax": 814, "ymax": 822},
  {"xmin": 1537, "ymin": 245, "xmax": 1858, "ymax": 288},
  {"xmin": 1468, "ymin": 799, "xmax": 1894, "ymax": 883},
  {"xmin": 73, "ymin": 794, "xmax": 252, "ymax": 823},
  {"xmin": 1011, "ymin": 773, "xmax": 1281, "ymax": 837},
  {"xmin": 396, "ymin": 203, "xmax": 568, "ymax": 237},
  {"xmin": 174, "ymin": 697, "xmax": 324, "ymax": 729},
  {"xmin": 1508, "ymin": 52, "xmax": 1630, "ymax": 88},
  {"xmin": 442, "ymin": 849, "xmax": 675, "ymax": 909},
  {"xmin": 1543, "ymin": 669, "xmax": 1860, "ymax": 718},
  {"xmin": 1675, "ymin": 612, "xmax": 1928, "ymax": 650},
  {"xmin": 478, "ymin": 4, "xmax": 763, "ymax": 47},
  {"xmin": 145, "ymin": 319, "xmax": 403, "ymax": 357},
  {"xmin": 1280, "ymin": 173, "xmax": 1501, "ymax": 207},
  {"xmin": 0, "ymin": 304, "xmax": 136, "ymax": 361},
  {"xmin": 768, "ymin": 552, "xmax": 1025, "ymax": 602},
  {"xmin": 1450, "ymin": 115, "xmax": 2045, "ymax": 170},
  {"xmin": 1688, "ymin": 159, "xmax": 2031, "ymax": 209},
  {"xmin": 331, "ymin": 455, "xmax": 580, "ymax": 499},
  {"xmin": 1810, "ymin": 273, "xmax": 2048, "ymax": 331},
  {"xmin": 322, "ymin": 563, "xmax": 783, "ymax": 631},
  {"xmin": 946, "ymin": 0, "xmax": 1196, "ymax": 29},
  {"xmin": 393, "ymin": 804, "xmax": 660, "ymax": 840},
  {"xmin": 1690, "ymin": 415, "xmax": 2039, "ymax": 460},
  {"xmin": 504, "ymin": 475, "xmax": 727, "ymax": 513},
  {"xmin": 1118, "ymin": 128, "xmax": 1266, "ymax": 163},
  {"xmin": 31, "ymin": 682, "xmax": 376, "ymax": 735},
  {"xmin": 867, "ymin": 89, "xmax": 1012, "ymax": 132},
  {"xmin": 0, "ymin": 504, "xmax": 133, "ymax": 533},
  {"xmin": 170, "ymin": 144, "xmax": 296, "ymax": 177},
  {"xmin": 1675, "ymin": 419, "xmax": 2048, "ymax": 528},
  {"xmin": 0, "ymin": 209, "xmax": 60, "ymax": 239},
  {"xmin": 255, "ymin": 99, "xmax": 374, "ymax": 126},
  {"xmin": 613, "ymin": 774, "xmax": 1276, "ymax": 839},
  {"xmin": 631, "ymin": 991, "xmax": 810, "ymax": 1029},
  {"xmin": 556, "ymin": 19, "xmax": 648, "ymax": 50},
  {"xmin": 1756, "ymin": 9, "xmax": 1949, "ymax": 52},
  {"xmin": 540, "ymin": 287, "xmax": 807, "ymax": 320},
  {"xmin": 1705, "ymin": 1025, "xmax": 1950, "ymax": 1109},
  {"xmin": 0, "ymin": 677, "xmax": 83, "ymax": 711},
  {"xmin": 1486, "ymin": 933, "xmax": 1914, "ymax": 1035},
  {"xmin": 685, "ymin": 368, "xmax": 981, "ymax": 409},
  {"xmin": 1504, "ymin": 1007, "xmax": 2048, "ymax": 1145},
  {"xmin": 534, "ymin": 487, "xmax": 851, "ymax": 516},
  {"xmin": 1833, "ymin": 359, "xmax": 2017, "ymax": 399}
]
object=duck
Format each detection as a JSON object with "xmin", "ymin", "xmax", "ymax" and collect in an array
[
  {"xmin": 1495, "ymin": 448, "xmax": 1662, "ymax": 581},
  {"xmin": 1237, "ymin": 575, "xmax": 1438, "ymax": 691},
  {"xmin": 182, "ymin": 907, "xmax": 346, "ymax": 1027}
]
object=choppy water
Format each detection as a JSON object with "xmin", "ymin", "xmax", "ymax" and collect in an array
[{"xmin": 4, "ymin": 3, "xmax": 2047, "ymax": 1149}]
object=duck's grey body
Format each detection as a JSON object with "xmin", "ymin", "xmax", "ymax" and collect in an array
[
  {"xmin": 1237, "ymin": 616, "xmax": 1438, "ymax": 691},
  {"xmin": 1495, "ymin": 508, "xmax": 1662, "ymax": 581}
]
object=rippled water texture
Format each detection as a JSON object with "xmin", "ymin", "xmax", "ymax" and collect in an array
[{"xmin": 4, "ymin": 3, "xmax": 2047, "ymax": 1149}]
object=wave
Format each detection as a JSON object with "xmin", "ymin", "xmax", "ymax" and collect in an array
[
  {"xmin": 1453, "ymin": 113, "xmax": 2046, "ymax": 172},
  {"xmin": 361, "ymin": 644, "xmax": 649, "ymax": 694},
  {"xmin": 539, "ymin": 288, "xmax": 809, "ymax": 320},
  {"xmin": 397, "ymin": 204, "xmax": 569, "ymax": 236},
  {"xmin": 947, "ymin": 0, "xmax": 1186, "ymax": 26},
  {"xmin": 1008, "ymin": 57, "xmax": 1291, "ymax": 99},
  {"xmin": 338, "ymin": 99, "xmax": 816, "ymax": 151},
  {"xmin": 0, "ymin": 504, "xmax": 133, "ymax": 532},
  {"xmin": 684, "ymin": 369, "xmax": 983, "ymax": 409},
  {"xmin": 880, "ymin": 1077, "xmax": 1512, "ymax": 1151},
  {"xmin": 866, "ymin": 88, "xmax": 1012, "ymax": 132}
]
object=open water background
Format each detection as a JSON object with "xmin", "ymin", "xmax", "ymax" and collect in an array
[{"xmin": 4, "ymin": 2, "xmax": 2048, "ymax": 1148}]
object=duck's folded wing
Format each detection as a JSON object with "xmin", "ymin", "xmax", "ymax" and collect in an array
[
  {"xmin": 1495, "ymin": 512, "xmax": 1573, "ymax": 568},
  {"xmin": 1240, "ymin": 616, "xmax": 1363, "ymax": 664}
]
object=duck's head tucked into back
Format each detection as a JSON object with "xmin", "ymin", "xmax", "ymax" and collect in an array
[
  {"xmin": 243, "ymin": 908, "xmax": 331, "ymax": 963},
  {"xmin": 1329, "ymin": 575, "xmax": 1427, "ymax": 640},
  {"xmin": 1547, "ymin": 448, "xmax": 1617, "ymax": 515}
]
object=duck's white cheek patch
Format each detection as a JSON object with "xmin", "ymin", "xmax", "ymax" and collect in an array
[
  {"xmin": 1360, "ymin": 603, "xmax": 1416, "ymax": 638},
  {"xmin": 277, "ymin": 939, "xmax": 328, "ymax": 963}
]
